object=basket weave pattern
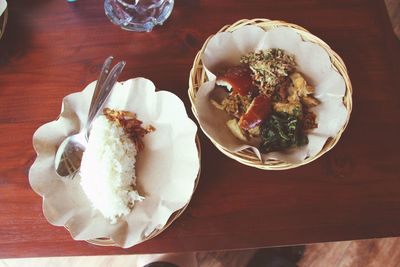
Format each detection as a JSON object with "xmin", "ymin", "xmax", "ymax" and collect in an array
[{"xmin": 188, "ymin": 19, "xmax": 353, "ymax": 170}]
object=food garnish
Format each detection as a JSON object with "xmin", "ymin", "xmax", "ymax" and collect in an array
[{"xmin": 103, "ymin": 108, "xmax": 155, "ymax": 152}]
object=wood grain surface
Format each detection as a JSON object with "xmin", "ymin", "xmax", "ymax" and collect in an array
[
  {"xmin": 1, "ymin": 237, "xmax": 399, "ymax": 266},
  {"xmin": 299, "ymin": 237, "xmax": 400, "ymax": 267},
  {"xmin": 0, "ymin": 0, "xmax": 399, "ymax": 258}
]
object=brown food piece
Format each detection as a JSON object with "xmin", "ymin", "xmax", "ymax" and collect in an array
[
  {"xmin": 239, "ymin": 95, "xmax": 272, "ymax": 130},
  {"xmin": 216, "ymin": 65, "xmax": 257, "ymax": 96},
  {"xmin": 277, "ymin": 84, "xmax": 288, "ymax": 101},
  {"xmin": 275, "ymin": 78, "xmax": 291, "ymax": 101},
  {"xmin": 220, "ymin": 93, "xmax": 252, "ymax": 118},
  {"xmin": 302, "ymin": 95, "xmax": 320, "ymax": 108},
  {"xmin": 103, "ymin": 108, "xmax": 155, "ymax": 152},
  {"xmin": 303, "ymin": 111, "xmax": 318, "ymax": 130}
]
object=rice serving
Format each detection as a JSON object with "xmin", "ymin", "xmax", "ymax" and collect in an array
[{"xmin": 80, "ymin": 111, "xmax": 151, "ymax": 224}]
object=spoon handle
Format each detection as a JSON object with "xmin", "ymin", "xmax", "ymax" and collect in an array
[
  {"xmin": 85, "ymin": 60, "xmax": 126, "ymax": 138},
  {"xmin": 87, "ymin": 56, "xmax": 114, "ymax": 127}
]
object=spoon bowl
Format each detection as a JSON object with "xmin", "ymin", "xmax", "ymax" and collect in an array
[
  {"xmin": 54, "ymin": 58, "xmax": 126, "ymax": 178},
  {"xmin": 54, "ymin": 132, "xmax": 87, "ymax": 177}
]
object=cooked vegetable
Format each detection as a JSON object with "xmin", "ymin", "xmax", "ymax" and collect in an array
[
  {"xmin": 260, "ymin": 111, "xmax": 308, "ymax": 153},
  {"xmin": 226, "ymin": 119, "xmax": 247, "ymax": 142},
  {"xmin": 273, "ymin": 99, "xmax": 301, "ymax": 115}
]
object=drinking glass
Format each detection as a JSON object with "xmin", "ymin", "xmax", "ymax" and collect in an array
[{"xmin": 104, "ymin": 0, "xmax": 174, "ymax": 32}]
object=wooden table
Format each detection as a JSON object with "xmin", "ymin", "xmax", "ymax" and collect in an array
[{"xmin": 0, "ymin": 0, "xmax": 399, "ymax": 259}]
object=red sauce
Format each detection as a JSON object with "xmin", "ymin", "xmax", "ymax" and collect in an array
[
  {"xmin": 216, "ymin": 65, "xmax": 256, "ymax": 96},
  {"xmin": 239, "ymin": 95, "xmax": 271, "ymax": 130}
]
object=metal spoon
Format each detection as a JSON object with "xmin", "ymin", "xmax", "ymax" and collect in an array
[{"xmin": 54, "ymin": 58, "xmax": 126, "ymax": 178}]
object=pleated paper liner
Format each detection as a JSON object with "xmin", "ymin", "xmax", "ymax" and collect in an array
[
  {"xmin": 188, "ymin": 18, "xmax": 353, "ymax": 170},
  {"xmin": 76, "ymin": 135, "xmax": 202, "ymax": 247},
  {"xmin": 0, "ymin": 8, "xmax": 7, "ymax": 39}
]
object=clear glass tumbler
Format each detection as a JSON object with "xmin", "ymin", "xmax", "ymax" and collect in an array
[{"xmin": 104, "ymin": 0, "xmax": 174, "ymax": 32}]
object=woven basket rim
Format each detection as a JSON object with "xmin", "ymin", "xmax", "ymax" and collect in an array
[{"xmin": 188, "ymin": 18, "xmax": 353, "ymax": 170}]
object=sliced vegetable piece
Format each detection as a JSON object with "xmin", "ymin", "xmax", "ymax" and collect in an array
[{"xmin": 226, "ymin": 119, "xmax": 248, "ymax": 142}]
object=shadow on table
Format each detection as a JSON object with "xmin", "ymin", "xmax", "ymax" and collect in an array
[
  {"xmin": 139, "ymin": 246, "xmax": 305, "ymax": 267},
  {"xmin": 0, "ymin": 0, "xmax": 53, "ymax": 65},
  {"xmin": 247, "ymin": 246, "xmax": 305, "ymax": 267},
  {"xmin": 0, "ymin": 8, "xmax": 27, "ymax": 64}
]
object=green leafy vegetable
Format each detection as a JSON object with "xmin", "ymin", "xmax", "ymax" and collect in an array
[{"xmin": 260, "ymin": 111, "xmax": 308, "ymax": 153}]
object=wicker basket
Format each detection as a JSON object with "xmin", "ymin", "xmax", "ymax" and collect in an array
[
  {"xmin": 83, "ymin": 135, "xmax": 202, "ymax": 247},
  {"xmin": 0, "ymin": 8, "xmax": 7, "ymax": 39},
  {"xmin": 188, "ymin": 19, "xmax": 353, "ymax": 170}
]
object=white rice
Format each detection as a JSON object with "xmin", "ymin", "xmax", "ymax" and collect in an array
[{"xmin": 80, "ymin": 115, "xmax": 143, "ymax": 224}]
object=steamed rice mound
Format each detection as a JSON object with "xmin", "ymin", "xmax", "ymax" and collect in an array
[{"xmin": 80, "ymin": 116, "xmax": 143, "ymax": 224}]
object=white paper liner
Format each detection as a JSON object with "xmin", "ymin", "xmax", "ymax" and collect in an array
[
  {"xmin": 29, "ymin": 78, "xmax": 200, "ymax": 248},
  {"xmin": 0, "ymin": 0, "xmax": 6, "ymax": 17},
  {"xmin": 194, "ymin": 25, "xmax": 348, "ymax": 164}
]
